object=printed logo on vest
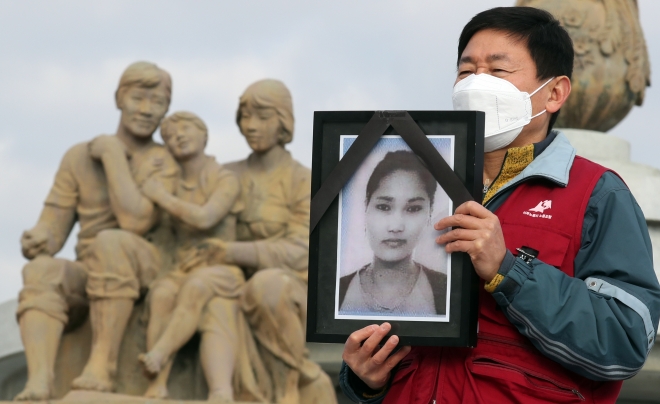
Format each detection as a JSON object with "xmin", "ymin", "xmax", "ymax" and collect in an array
[{"xmin": 523, "ymin": 200, "xmax": 552, "ymax": 219}]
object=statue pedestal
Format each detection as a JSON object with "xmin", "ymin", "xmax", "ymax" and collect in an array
[{"xmin": 560, "ymin": 129, "xmax": 660, "ymax": 278}]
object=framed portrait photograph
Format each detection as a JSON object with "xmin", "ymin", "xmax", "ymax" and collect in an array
[{"xmin": 307, "ymin": 111, "xmax": 484, "ymax": 347}]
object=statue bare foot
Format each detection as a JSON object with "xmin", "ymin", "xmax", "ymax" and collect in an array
[
  {"xmin": 208, "ymin": 389, "xmax": 233, "ymax": 402},
  {"xmin": 144, "ymin": 382, "xmax": 169, "ymax": 399},
  {"xmin": 71, "ymin": 367, "xmax": 114, "ymax": 392},
  {"xmin": 14, "ymin": 377, "xmax": 51, "ymax": 401},
  {"xmin": 138, "ymin": 351, "xmax": 166, "ymax": 376}
]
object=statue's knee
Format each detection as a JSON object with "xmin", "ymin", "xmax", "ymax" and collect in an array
[
  {"xmin": 180, "ymin": 277, "xmax": 211, "ymax": 301},
  {"xmin": 245, "ymin": 270, "xmax": 287, "ymax": 310},
  {"xmin": 150, "ymin": 284, "xmax": 177, "ymax": 306},
  {"xmin": 91, "ymin": 229, "xmax": 128, "ymax": 252},
  {"xmin": 21, "ymin": 256, "xmax": 60, "ymax": 285}
]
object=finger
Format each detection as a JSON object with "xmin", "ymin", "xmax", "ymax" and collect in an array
[
  {"xmin": 371, "ymin": 335, "xmax": 401, "ymax": 365},
  {"xmin": 344, "ymin": 325, "xmax": 379, "ymax": 353},
  {"xmin": 454, "ymin": 200, "xmax": 492, "ymax": 219},
  {"xmin": 360, "ymin": 323, "xmax": 391, "ymax": 356},
  {"xmin": 434, "ymin": 212, "xmax": 486, "ymax": 231},
  {"xmin": 444, "ymin": 240, "xmax": 472, "ymax": 254},
  {"xmin": 436, "ymin": 228, "xmax": 480, "ymax": 245},
  {"xmin": 384, "ymin": 345, "xmax": 412, "ymax": 370}
]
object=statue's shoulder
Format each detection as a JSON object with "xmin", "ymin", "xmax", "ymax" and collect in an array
[
  {"xmin": 58, "ymin": 140, "xmax": 92, "ymax": 165},
  {"xmin": 201, "ymin": 156, "xmax": 239, "ymax": 186},
  {"xmin": 224, "ymin": 159, "xmax": 248, "ymax": 176},
  {"xmin": 289, "ymin": 158, "xmax": 311, "ymax": 186}
]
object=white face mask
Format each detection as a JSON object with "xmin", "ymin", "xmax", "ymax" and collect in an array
[{"xmin": 452, "ymin": 74, "xmax": 554, "ymax": 152}]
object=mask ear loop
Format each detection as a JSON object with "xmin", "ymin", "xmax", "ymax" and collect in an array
[
  {"xmin": 529, "ymin": 77, "xmax": 555, "ymax": 119},
  {"xmin": 529, "ymin": 77, "xmax": 555, "ymax": 97}
]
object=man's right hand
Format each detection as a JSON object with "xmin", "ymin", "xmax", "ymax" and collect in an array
[
  {"xmin": 21, "ymin": 227, "xmax": 51, "ymax": 259},
  {"xmin": 342, "ymin": 322, "xmax": 411, "ymax": 390}
]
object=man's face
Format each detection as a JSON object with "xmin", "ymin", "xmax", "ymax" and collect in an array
[
  {"xmin": 456, "ymin": 29, "xmax": 550, "ymax": 142},
  {"xmin": 117, "ymin": 83, "xmax": 170, "ymax": 138}
]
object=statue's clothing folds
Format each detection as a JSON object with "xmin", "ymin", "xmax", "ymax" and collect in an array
[
  {"xmin": 201, "ymin": 151, "xmax": 326, "ymax": 403},
  {"xmin": 17, "ymin": 140, "xmax": 177, "ymax": 324}
]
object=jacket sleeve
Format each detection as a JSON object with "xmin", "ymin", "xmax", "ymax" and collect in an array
[
  {"xmin": 339, "ymin": 362, "xmax": 388, "ymax": 404},
  {"xmin": 491, "ymin": 172, "xmax": 660, "ymax": 381}
]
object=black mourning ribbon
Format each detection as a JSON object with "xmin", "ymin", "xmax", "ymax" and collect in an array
[{"xmin": 310, "ymin": 111, "xmax": 474, "ymax": 233}]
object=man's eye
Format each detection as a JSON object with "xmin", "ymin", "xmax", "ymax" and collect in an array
[
  {"xmin": 376, "ymin": 204, "xmax": 391, "ymax": 212},
  {"xmin": 406, "ymin": 205, "xmax": 423, "ymax": 213}
]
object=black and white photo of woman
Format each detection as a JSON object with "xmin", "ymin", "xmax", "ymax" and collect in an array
[{"xmin": 337, "ymin": 150, "xmax": 448, "ymax": 317}]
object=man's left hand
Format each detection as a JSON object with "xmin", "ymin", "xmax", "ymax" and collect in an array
[
  {"xmin": 435, "ymin": 201, "xmax": 506, "ymax": 282},
  {"xmin": 89, "ymin": 135, "xmax": 126, "ymax": 160}
]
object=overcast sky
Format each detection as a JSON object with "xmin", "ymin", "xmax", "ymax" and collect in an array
[{"xmin": 1, "ymin": 0, "xmax": 658, "ymax": 304}]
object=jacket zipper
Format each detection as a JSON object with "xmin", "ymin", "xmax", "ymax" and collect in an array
[
  {"xmin": 478, "ymin": 333, "xmax": 529, "ymax": 349},
  {"xmin": 472, "ymin": 357, "xmax": 585, "ymax": 401},
  {"xmin": 429, "ymin": 358, "xmax": 441, "ymax": 404}
]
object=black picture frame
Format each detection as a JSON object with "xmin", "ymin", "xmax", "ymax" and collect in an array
[{"xmin": 307, "ymin": 111, "xmax": 484, "ymax": 347}]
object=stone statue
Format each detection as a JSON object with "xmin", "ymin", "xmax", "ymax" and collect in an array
[
  {"xmin": 15, "ymin": 61, "xmax": 177, "ymax": 400},
  {"xmin": 191, "ymin": 79, "xmax": 337, "ymax": 403},
  {"xmin": 136, "ymin": 111, "xmax": 244, "ymax": 401},
  {"xmin": 516, "ymin": 0, "xmax": 651, "ymax": 132}
]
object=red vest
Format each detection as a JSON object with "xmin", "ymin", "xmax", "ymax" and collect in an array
[{"xmin": 384, "ymin": 157, "xmax": 622, "ymax": 404}]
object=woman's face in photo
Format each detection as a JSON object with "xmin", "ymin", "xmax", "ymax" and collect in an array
[{"xmin": 365, "ymin": 170, "xmax": 430, "ymax": 263}]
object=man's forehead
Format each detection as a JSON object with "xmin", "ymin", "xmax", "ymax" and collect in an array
[{"xmin": 459, "ymin": 30, "xmax": 529, "ymax": 64}]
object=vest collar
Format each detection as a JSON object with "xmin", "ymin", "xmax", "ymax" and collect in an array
[{"xmin": 487, "ymin": 131, "xmax": 576, "ymax": 201}]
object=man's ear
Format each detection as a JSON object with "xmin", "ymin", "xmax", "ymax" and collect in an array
[{"xmin": 545, "ymin": 76, "xmax": 571, "ymax": 114}]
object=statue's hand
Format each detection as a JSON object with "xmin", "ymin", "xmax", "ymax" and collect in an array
[
  {"xmin": 89, "ymin": 135, "xmax": 126, "ymax": 160},
  {"xmin": 141, "ymin": 176, "xmax": 168, "ymax": 203},
  {"xmin": 21, "ymin": 227, "xmax": 51, "ymax": 259},
  {"xmin": 178, "ymin": 239, "xmax": 227, "ymax": 272}
]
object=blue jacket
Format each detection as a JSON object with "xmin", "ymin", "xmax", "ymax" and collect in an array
[{"xmin": 340, "ymin": 132, "xmax": 660, "ymax": 403}]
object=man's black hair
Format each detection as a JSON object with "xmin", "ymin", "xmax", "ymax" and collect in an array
[{"xmin": 457, "ymin": 7, "xmax": 574, "ymax": 133}]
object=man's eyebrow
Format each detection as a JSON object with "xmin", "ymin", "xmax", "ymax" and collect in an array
[
  {"xmin": 486, "ymin": 53, "xmax": 511, "ymax": 63},
  {"xmin": 458, "ymin": 53, "xmax": 511, "ymax": 65},
  {"xmin": 458, "ymin": 56, "xmax": 474, "ymax": 65}
]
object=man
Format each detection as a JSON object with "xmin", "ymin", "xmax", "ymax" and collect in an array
[
  {"xmin": 15, "ymin": 61, "xmax": 177, "ymax": 400},
  {"xmin": 340, "ymin": 7, "xmax": 660, "ymax": 403}
]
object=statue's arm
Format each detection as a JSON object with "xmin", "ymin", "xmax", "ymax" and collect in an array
[
  {"xmin": 22, "ymin": 146, "xmax": 79, "ymax": 259},
  {"xmin": 91, "ymin": 136, "xmax": 157, "ymax": 235},
  {"xmin": 21, "ymin": 205, "xmax": 76, "ymax": 259},
  {"xmin": 145, "ymin": 171, "xmax": 240, "ymax": 231}
]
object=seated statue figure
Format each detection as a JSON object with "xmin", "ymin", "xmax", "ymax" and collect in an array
[
  {"xmin": 136, "ymin": 111, "xmax": 243, "ymax": 401},
  {"xmin": 15, "ymin": 61, "xmax": 178, "ymax": 400},
  {"xmin": 195, "ymin": 79, "xmax": 336, "ymax": 404}
]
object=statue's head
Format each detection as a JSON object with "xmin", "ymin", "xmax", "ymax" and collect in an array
[
  {"xmin": 160, "ymin": 111, "xmax": 207, "ymax": 161},
  {"xmin": 236, "ymin": 79, "xmax": 294, "ymax": 154},
  {"xmin": 115, "ymin": 61, "xmax": 172, "ymax": 139}
]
